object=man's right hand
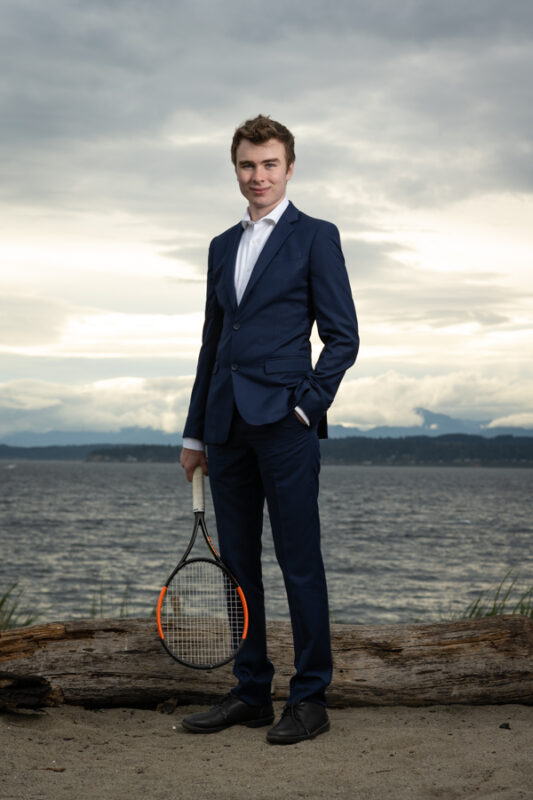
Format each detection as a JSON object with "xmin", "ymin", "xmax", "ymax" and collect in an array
[{"xmin": 180, "ymin": 447, "xmax": 208, "ymax": 482}]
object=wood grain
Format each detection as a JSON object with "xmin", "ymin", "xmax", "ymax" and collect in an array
[{"xmin": 1, "ymin": 615, "xmax": 532, "ymax": 709}]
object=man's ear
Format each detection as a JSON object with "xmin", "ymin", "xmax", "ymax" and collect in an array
[{"xmin": 286, "ymin": 162, "xmax": 295, "ymax": 180}]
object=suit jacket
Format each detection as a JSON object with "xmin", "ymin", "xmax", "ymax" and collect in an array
[{"xmin": 183, "ymin": 202, "xmax": 359, "ymax": 444}]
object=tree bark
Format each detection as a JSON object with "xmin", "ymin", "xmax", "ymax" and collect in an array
[{"xmin": 1, "ymin": 615, "xmax": 532, "ymax": 710}]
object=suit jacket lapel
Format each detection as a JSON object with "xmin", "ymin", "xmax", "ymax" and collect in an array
[
  {"xmin": 238, "ymin": 202, "xmax": 299, "ymax": 307},
  {"xmin": 223, "ymin": 223, "xmax": 244, "ymax": 311}
]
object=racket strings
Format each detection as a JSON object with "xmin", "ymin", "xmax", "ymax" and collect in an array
[{"xmin": 161, "ymin": 560, "xmax": 245, "ymax": 668}]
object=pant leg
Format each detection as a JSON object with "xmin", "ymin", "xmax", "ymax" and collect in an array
[
  {"xmin": 250, "ymin": 412, "xmax": 332, "ymax": 705},
  {"xmin": 207, "ymin": 423, "xmax": 274, "ymax": 706}
]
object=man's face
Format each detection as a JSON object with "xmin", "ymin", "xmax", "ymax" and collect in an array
[{"xmin": 235, "ymin": 138, "xmax": 294, "ymax": 221}]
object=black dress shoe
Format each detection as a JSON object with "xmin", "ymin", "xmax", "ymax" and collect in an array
[
  {"xmin": 182, "ymin": 693, "xmax": 274, "ymax": 734},
  {"xmin": 266, "ymin": 701, "xmax": 330, "ymax": 744}
]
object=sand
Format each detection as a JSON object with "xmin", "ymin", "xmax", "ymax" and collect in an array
[{"xmin": 2, "ymin": 702, "xmax": 533, "ymax": 800}]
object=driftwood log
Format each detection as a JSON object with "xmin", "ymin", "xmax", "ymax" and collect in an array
[{"xmin": 1, "ymin": 615, "xmax": 532, "ymax": 710}]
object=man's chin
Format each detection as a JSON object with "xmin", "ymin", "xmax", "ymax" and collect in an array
[{"xmin": 250, "ymin": 193, "xmax": 270, "ymax": 205}]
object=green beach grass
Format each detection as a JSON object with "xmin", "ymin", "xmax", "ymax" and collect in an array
[
  {"xmin": 458, "ymin": 569, "xmax": 533, "ymax": 620},
  {"xmin": 0, "ymin": 583, "xmax": 38, "ymax": 630},
  {"xmin": 2, "ymin": 571, "xmax": 532, "ymax": 631}
]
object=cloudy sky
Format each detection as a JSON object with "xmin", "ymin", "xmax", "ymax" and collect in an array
[{"xmin": 1, "ymin": 0, "xmax": 532, "ymax": 437}]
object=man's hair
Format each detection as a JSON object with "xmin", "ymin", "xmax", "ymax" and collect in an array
[{"xmin": 231, "ymin": 115, "xmax": 295, "ymax": 168}]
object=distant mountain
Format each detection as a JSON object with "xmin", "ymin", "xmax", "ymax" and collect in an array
[
  {"xmin": 1, "ymin": 427, "xmax": 181, "ymax": 447},
  {"xmin": 328, "ymin": 408, "xmax": 533, "ymax": 438},
  {"xmin": 1, "ymin": 409, "xmax": 532, "ymax": 447}
]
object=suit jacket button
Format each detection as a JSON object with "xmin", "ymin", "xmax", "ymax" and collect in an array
[
  {"xmin": 232, "ymin": 323, "xmax": 241, "ymax": 330},
  {"xmin": 231, "ymin": 363, "xmax": 239, "ymax": 371}
]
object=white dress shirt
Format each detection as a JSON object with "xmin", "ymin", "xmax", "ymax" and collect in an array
[
  {"xmin": 183, "ymin": 196, "xmax": 308, "ymax": 452},
  {"xmin": 234, "ymin": 196, "xmax": 289, "ymax": 304}
]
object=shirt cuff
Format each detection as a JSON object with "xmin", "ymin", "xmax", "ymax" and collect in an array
[
  {"xmin": 294, "ymin": 406, "xmax": 310, "ymax": 426},
  {"xmin": 182, "ymin": 437, "xmax": 205, "ymax": 451}
]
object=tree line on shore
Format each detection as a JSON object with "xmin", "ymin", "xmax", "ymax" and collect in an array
[{"xmin": 3, "ymin": 433, "xmax": 532, "ymax": 465}]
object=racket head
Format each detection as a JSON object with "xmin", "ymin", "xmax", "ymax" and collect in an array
[{"xmin": 156, "ymin": 557, "xmax": 248, "ymax": 669}]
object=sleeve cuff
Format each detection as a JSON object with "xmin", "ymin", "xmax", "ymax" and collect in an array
[
  {"xmin": 294, "ymin": 406, "xmax": 310, "ymax": 426},
  {"xmin": 182, "ymin": 437, "xmax": 205, "ymax": 451}
]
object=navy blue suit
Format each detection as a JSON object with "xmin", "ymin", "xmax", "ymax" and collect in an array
[{"xmin": 183, "ymin": 201, "xmax": 359, "ymax": 705}]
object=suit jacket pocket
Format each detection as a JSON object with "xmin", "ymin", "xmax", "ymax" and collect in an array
[{"xmin": 264, "ymin": 357, "xmax": 310, "ymax": 374}]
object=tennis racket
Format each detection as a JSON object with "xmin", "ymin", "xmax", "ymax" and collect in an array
[{"xmin": 156, "ymin": 466, "xmax": 248, "ymax": 669}]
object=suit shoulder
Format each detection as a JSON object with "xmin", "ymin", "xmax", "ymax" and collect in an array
[
  {"xmin": 292, "ymin": 207, "xmax": 340, "ymax": 237},
  {"xmin": 207, "ymin": 222, "xmax": 242, "ymax": 264},
  {"xmin": 210, "ymin": 221, "xmax": 242, "ymax": 246}
]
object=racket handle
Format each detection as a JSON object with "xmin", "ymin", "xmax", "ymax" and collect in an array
[{"xmin": 192, "ymin": 466, "xmax": 205, "ymax": 512}]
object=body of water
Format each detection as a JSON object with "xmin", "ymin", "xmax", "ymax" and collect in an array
[{"xmin": 1, "ymin": 461, "xmax": 532, "ymax": 625}]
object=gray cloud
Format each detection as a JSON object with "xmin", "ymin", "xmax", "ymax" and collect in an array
[
  {"xmin": 2, "ymin": 0, "xmax": 532, "ymax": 223},
  {"xmin": 0, "ymin": 376, "xmax": 194, "ymax": 437},
  {"xmin": 357, "ymin": 267, "xmax": 530, "ymax": 329},
  {"xmin": 334, "ymin": 369, "xmax": 533, "ymax": 428},
  {"xmin": 2, "ymin": 368, "xmax": 532, "ymax": 437},
  {"xmin": 0, "ymin": 295, "xmax": 71, "ymax": 346},
  {"xmin": 1, "ymin": 0, "xmax": 532, "ymax": 433}
]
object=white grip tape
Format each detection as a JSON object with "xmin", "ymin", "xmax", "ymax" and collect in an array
[{"xmin": 192, "ymin": 466, "xmax": 205, "ymax": 513}]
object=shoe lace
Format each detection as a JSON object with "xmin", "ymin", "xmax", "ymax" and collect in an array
[{"xmin": 280, "ymin": 702, "xmax": 309, "ymax": 733}]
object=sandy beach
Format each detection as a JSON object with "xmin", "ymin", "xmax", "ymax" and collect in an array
[{"xmin": 2, "ymin": 701, "xmax": 533, "ymax": 800}]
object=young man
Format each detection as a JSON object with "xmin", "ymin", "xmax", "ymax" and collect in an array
[{"xmin": 180, "ymin": 115, "xmax": 359, "ymax": 744}]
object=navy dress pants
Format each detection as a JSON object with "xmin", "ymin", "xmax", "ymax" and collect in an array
[{"xmin": 207, "ymin": 410, "xmax": 332, "ymax": 707}]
